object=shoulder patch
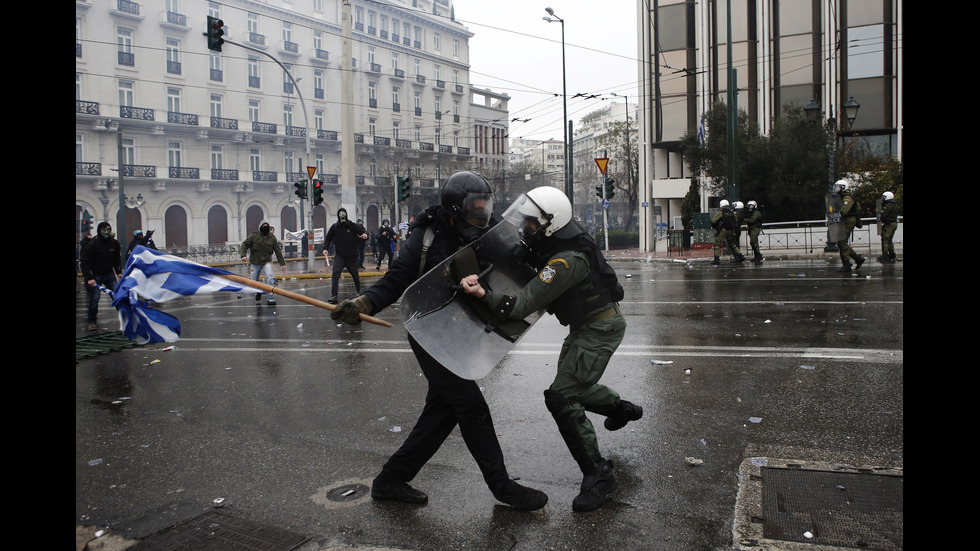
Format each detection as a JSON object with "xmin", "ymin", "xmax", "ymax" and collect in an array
[
  {"xmin": 538, "ymin": 265, "xmax": 557, "ymax": 283},
  {"xmin": 546, "ymin": 257, "xmax": 570, "ymax": 269}
]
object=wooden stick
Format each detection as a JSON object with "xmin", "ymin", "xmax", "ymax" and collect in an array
[{"xmin": 220, "ymin": 273, "xmax": 392, "ymax": 328}]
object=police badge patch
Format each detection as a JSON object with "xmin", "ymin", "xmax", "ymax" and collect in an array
[{"xmin": 539, "ymin": 265, "xmax": 556, "ymax": 283}]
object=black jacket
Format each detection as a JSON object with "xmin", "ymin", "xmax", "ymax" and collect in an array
[
  {"xmin": 363, "ymin": 206, "xmax": 495, "ymax": 312},
  {"xmin": 80, "ymin": 235, "xmax": 122, "ymax": 281},
  {"xmin": 324, "ymin": 220, "xmax": 366, "ymax": 257}
]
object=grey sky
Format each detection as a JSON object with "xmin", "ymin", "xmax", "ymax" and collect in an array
[{"xmin": 453, "ymin": 1, "xmax": 640, "ymax": 143}]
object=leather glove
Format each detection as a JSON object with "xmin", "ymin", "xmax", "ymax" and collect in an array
[{"xmin": 330, "ymin": 295, "xmax": 374, "ymax": 325}]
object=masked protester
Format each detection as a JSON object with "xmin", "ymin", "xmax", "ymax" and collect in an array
[
  {"xmin": 240, "ymin": 220, "xmax": 286, "ymax": 304},
  {"xmin": 323, "ymin": 208, "xmax": 368, "ymax": 304},
  {"xmin": 375, "ymin": 219, "xmax": 396, "ymax": 270},
  {"xmin": 80, "ymin": 221, "xmax": 122, "ymax": 331},
  {"xmin": 459, "ymin": 185, "xmax": 641, "ymax": 512},
  {"xmin": 330, "ymin": 171, "xmax": 548, "ymax": 512}
]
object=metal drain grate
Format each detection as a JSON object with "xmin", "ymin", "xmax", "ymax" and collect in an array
[
  {"xmin": 130, "ymin": 510, "xmax": 309, "ymax": 551},
  {"xmin": 761, "ymin": 466, "xmax": 903, "ymax": 550}
]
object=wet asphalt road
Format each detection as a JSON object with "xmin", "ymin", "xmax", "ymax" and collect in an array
[{"xmin": 75, "ymin": 257, "xmax": 903, "ymax": 550}]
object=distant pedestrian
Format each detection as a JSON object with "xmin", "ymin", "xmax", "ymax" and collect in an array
[
  {"xmin": 356, "ymin": 219, "xmax": 367, "ymax": 270},
  {"xmin": 375, "ymin": 219, "xmax": 396, "ymax": 270}
]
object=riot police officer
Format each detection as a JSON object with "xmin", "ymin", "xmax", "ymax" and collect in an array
[
  {"xmin": 460, "ymin": 186, "xmax": 641, "ymax": 512},
  {"xmin": 877, "ymin": 191, "xmax": 898, "ymax": 263},
  {"xmin": 834, "ymin": 180, "xmax": 866, "ymax": 272}
]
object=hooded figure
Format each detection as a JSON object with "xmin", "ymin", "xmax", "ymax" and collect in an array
[
  {"xmin": 323, "ymin": 208, "xmax": 367, "ymax": 303},
  {"xmin": 80, "ymin": 221, "xmax": 122, "ymax": 331},
  {"xmin": 240, "ymin": 219, "xmax": 286, "ymax": 304}
]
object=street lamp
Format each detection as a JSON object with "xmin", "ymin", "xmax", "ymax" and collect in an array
[
  {"xmin": 543, "ymin": 8, "xmax": 571, "ymax": 210},
  {"xmin": 804, "ymin": 96, "xmax": 860, "ymax": 251}
]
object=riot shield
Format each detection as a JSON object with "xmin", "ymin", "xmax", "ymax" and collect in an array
[
  {"xmin": 825, "ymin": 193, "xmax": 847, "ymax": 243},
  {"xmin": 401, "ymin": 221, "xmax": 543, "ymax": 380}
]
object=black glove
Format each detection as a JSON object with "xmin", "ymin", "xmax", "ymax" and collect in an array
[{"xmin": 330, "ymin": 295, "xmax": 373, "ymax": 325}]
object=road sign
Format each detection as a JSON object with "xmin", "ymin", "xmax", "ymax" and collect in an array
[
  {"xmin": 594, "ymin": 157, "xmax": 609, "ymax": 175},
  {"xmin": 307, "ymin": 166, "xmax": 316, "ymax": 181}
]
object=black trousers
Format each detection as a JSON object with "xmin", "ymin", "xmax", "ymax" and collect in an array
[
  {"xmin": 330, "ymin": 254, "xmax": 361, "ymax": 297},
  {"xmin": 377, "ymin": 335, "xmax": 510, "ymax": 494}
]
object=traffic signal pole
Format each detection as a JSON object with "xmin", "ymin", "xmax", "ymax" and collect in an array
[{"xmin": 206, "ymin": 24, "xmax": 314, "ymax": 263}]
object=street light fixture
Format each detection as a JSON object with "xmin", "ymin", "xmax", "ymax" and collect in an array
[
  {"xmin": 804, "ymin": 96, "xmax": 860, "ymax": 251},
  {"xmin": 543, "ymin": 8, "xmax": 571, "ymax": 210},
  {"xmin": 437, "ymin": 109, "xmax": 452, "ymax": 185}
]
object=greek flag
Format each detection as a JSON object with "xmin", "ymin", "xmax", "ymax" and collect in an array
[{"xmin": 111, "ymin": 246, "xmax": 261, "ymax": 344}]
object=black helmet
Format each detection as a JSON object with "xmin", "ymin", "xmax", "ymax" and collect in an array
[{"xmin": 440, "ymin": 172, "xmax": 494, "ymax": 233}]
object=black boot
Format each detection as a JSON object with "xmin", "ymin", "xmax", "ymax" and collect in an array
[
  {"xmin": 572, "ymin": 459, "xmax": 617, "ymax": 512},
  {"xmin": 493, "ymin": 479, "xmax": 548, "ymax": 511},
  {"xmin": 604, "ymin": 400, "xmax": 643, "ymax": 431},
  {"xmin": 712, "ymin": 256, "xmax": 720, "ymax": 265},
  {"xmin": 371, "ymin": 475, "xmax": 428, "ymax": 504},
  {"xmin": 854, "ymin": 255, "xmax": 866, "ymax": 270}
]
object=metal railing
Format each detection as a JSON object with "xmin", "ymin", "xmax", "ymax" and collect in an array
[{"xmin": 691, "ymin": 218, "xmax": 903, "ymax": 255}]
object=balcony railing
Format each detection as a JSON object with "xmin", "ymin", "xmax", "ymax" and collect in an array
[
  {"xmin": 419, "ymin": 142, "xmax": 434, "ymax": 151},
  {"xmin": 286, "ymin": 126, "xmax": 306, "ymax": 137},
  {"xmin": 439, "ymin": 144, "xmax": 453, "ymax": 154},
  {"xmin": 248, "ymin": 76, "xmax": 260, "ymax": 88},
  {"xmin": 167, "ymin": 111, "xmax": 198, "ymax": 126},
  {"xmin": 122, "ymin": 164, "xmax": 156, "ymax": 178},
  {"xmin": 282, "ymin": 41, "xmax": 298, "ymax": 54},
  {"xmin": 210, "ymin": 116, "xmax": 238, "ymax": 130},
  {"xmin": 169, "ymin": 167, "xmax": 200, "ymax": 179},
  {"xmin": 392, "ymin": 103, "xmax": 400, "ymax": 112},
  {"xmin": 456, "ymin": 146, "xmax": 470, "ymax": 155},
  {"xmin": 118, "ymin": 51, "xmax": 135, "ymax": 66},
  {"xmin": 369, "ymin": 63, "xmax": 381, "ymax": 73},
  {"xmin": 415, "ymin": 107, "xmax": 422, "ymax": 116},
  {"xmin": 76, "ymin": 162, "xmax": 102, "ymax": 176},
  {"xmin": 415, "ymin": 74, "xmax": 426, "ymax": 84},
  {"xmin": 166, "ymin": 11, "xmax": 186, "ymax": 26},
  {"xmin": 76, "ymin": 101, "xmax": 100, "ymax": 115},
  {"xmin": 117, "ymin": 0, "xmax": 139, "ymax": 15},
  {"xmin": 435, "ymin": 80, "xmax": 445, "ymax": 89},
  {"xmin": 373, "ymin": 136, "xmax": 390, "ymax": 146},
  {"xmin": 314, "ymin": 49, "xmax": 329, "ymax": 62},
  {"xmin": 249, "ymin": 33, "xmax": 266, "ymax": 46},
  {"xmin": 252, "ymin": 121, "xmax": 277, "ymax": 134},
  {"xmin": 318, "ymin": 130, "xmax": 338, "ymax": 140},
  {"xmin": 120, "ymin": 106, "xmax": 154, "ymax": 120},
  {"xmin": 166, "ymin": 60, "xmax": 181, "ymax": 74},
  {"xmin": 210, "ymin": 68, "xmax": 222, "ymax": 82},
  {"xmin": 211, "ymin": 169, "xmax": 239, "ymax": 180},
  {"xmin": 393, "ymin": 68, "xmax": 405, "ymax": 78},
  {"xmin": 320, "ymin": 174, "xmax": 339, "ymax": 184},
  {"xmin": 396, "ymin": 139, "xmax": 413, "ymax": 149},
  {"xmin": 252, "ymin": 170, "xmax": 277, "ymax": 182}
]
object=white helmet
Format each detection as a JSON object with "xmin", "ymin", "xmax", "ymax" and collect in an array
[
  {"xmin": 719, "ymin": 199, "xmax": 730, "ymax": 210},
  {"xmin": 834, "ymin": 179, "xmax": 849, "ymax": 193},
  {"xmin": 747, "ymin": 200, "xmax": 757, "ymax": 209},
  {"xmin": 734, "ymin": 201, "xmax": 744, "ymax": 210},
  {"xmin": 881, "ymin": 191, "xmax": 895, "ymax": 201},
  {"xmin": 503, "ymin": 186, "xmax": 572, "ymax": 238}
]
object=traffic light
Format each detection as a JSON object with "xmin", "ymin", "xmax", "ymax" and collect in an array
[
  {"xmin": 81, "ymin": 210, "xmax": 94, "ymax": 233},
  {"xmin": 294, "ymin": 180, "xmax": 308, "ymax": 200},
  {"xmin": 595, "ymin": 184, "xmax": 603, "ymax": 198},
  {"xmin": 604, "ymin": 177, "xmax": 616, "ymax": 200},
  {"xmin": 397, "ymin": 175, "xmax": 412, "ymax": 202},
  {"xmin": 207, "ymin": 16, "xmax": 225, "ymax": 52},
  {"xmin": 312, "ymin": 179, "xmax": 324, "ymax": 205}
]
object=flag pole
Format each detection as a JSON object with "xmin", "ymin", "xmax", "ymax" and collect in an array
[{"xmin": 219, "ymin": 273, "xmax": 392, "ymax": 328}]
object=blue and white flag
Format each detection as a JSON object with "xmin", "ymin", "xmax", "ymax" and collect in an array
[{"xmin": 111, "ymin": 246, "xmax": 261, "ymax": 344}]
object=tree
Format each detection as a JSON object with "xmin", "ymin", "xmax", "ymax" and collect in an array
[
  {"xmin": 596, "ymin": 118, "xmax": 639, "ymax": 230},
  {"xmin": 681, "ymin": 179, "xmax": 701, "ymax": 230}
]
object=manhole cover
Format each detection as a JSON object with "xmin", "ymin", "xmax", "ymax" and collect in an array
[
  {"xmin": 326, "ymin": 483, "xmax": 370, "ymax": 502},
  {"xmin": 761, "ymin": 466, "xmax": 903, "ymax": 550},
  {"xmin": 130, "ymin": 510, "xmax": 309, "ymax": 551}
]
